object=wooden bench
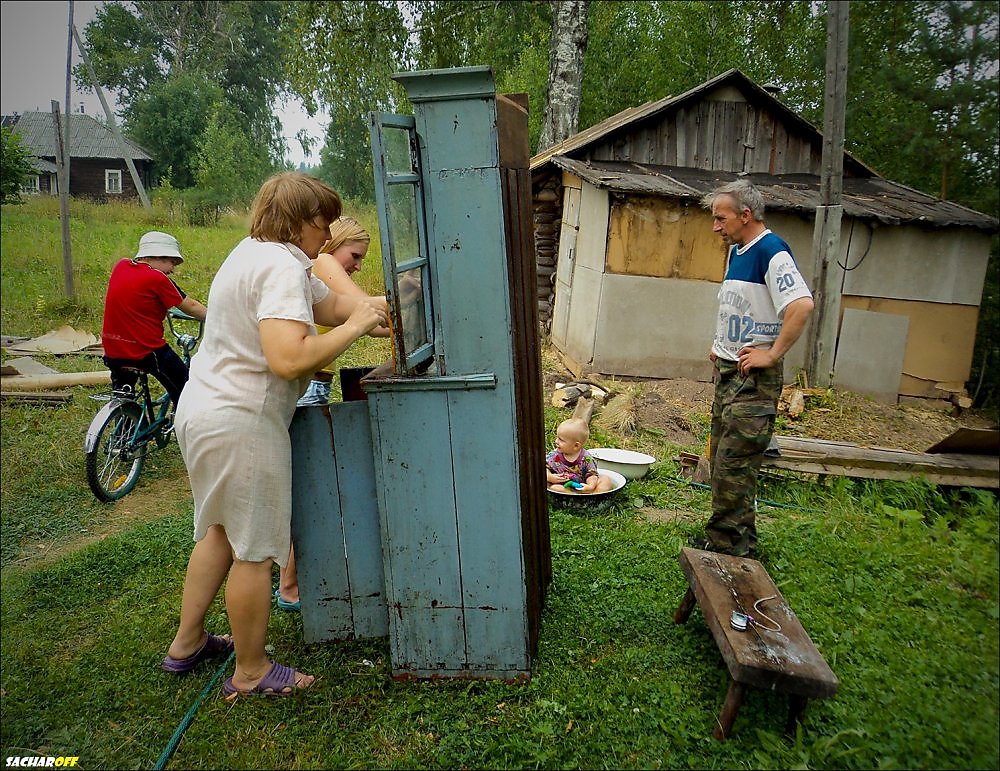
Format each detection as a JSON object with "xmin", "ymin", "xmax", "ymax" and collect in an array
[{"xmin": 674, "ymin": 547, "xmax": 839, "ymax": 740}]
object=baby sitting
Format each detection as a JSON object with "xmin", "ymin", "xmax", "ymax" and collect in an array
[{"xmin": 545, "ymin": 418, "xmax": 614, "ymax": 494}]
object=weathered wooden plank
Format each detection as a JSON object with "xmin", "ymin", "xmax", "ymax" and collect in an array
[
  {"xmin": 1, "ymin": 371, "xmax": 110, "ymax": 390},
  {"xmin": 677, "ymin": 547, "xmax": 839, "ymax": 698},
  {"xmin": 290, "ymin": 406, "xmax": 359, "ymax": 643},
  {"xmin": 764, "ymin": 435, "xmax": 999, "ymax": 488},
  {"xmin": 0, "ymin": 390, "xmax": 73, "ymax": 405}
]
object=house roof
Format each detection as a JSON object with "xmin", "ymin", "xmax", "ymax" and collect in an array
[
  {"xmin": 550, "ymin": 157, "xmax": 1000, "ymax": 233},
  {"xmin": 2, "ymin": 111, "xmax": 153, "ymax": 161},
  {"xmin": 530, "ymin": 69, "xmax": 877, "ymax": 177}
]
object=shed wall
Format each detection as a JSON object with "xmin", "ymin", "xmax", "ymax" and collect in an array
[
  {"xmin": 840, "ymin": 224, "xmax": 989, "ymax": 306},
  {"xmin": 583, "ymin": 92, "xmax": 822, "ymax": 175},
  {"xmin": 607, "ymin": 197, "xmax": 724, "ymax": 280}
]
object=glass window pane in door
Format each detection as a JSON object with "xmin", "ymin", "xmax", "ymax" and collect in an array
[
  {"xmin": 383, "ymin": 126, "xmax": 414, "ymax": 175},
  {"xmin": 398, "ymin": 267, "xmax": 428, "ymax": 354}
]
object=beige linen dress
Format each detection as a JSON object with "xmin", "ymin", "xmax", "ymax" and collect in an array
[{"xmin": 174, "ymin": 237, "xmax": 329, "ymax": 565}]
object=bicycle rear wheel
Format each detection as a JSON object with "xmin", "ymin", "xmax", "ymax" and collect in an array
[{"xmin": 85, "ymin": 401, "xmax": 147, "ymax": 501}]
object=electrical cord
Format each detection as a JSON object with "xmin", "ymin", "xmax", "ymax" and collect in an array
[
  {"xmin": 670, "ymin": 476, "xmax": 825, "ymax": 514},
  {"xmin": 750, "ymin": 595, "xmax": 782, "ymax": 632}
]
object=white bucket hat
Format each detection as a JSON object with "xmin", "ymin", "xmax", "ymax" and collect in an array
[{"xmin": 135, "ymin": 231, "xmax": 183, "ymax": 263}]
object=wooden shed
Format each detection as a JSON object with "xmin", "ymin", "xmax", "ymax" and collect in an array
[
  {"xmin": 1, "ymin": 111, "xmax": 153, "ymax": 200},
  {"xmin": 530, "ymin": 69, "xmax": 999, "ymax": 404}
]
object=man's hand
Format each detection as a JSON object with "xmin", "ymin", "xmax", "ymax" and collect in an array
[{"xmin": 736, "ymin": 344, "xmax": 776, "ymax": 375}]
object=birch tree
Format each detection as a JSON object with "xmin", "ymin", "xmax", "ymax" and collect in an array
[{"xmin": 537, "ymin": 0, "xmax": 590, "ymax": 151}]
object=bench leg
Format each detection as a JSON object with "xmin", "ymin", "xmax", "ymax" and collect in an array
[
  {"xmin": 674, "ymin": 587, "xmax": 696, "ymax": 624},
  {"xmin": 785, "ymin": 694, "xmax": 809, "ymax": 735},
  {"xmin": 713, "ymin": 680, "xmax": 745, "ymax": 740}
]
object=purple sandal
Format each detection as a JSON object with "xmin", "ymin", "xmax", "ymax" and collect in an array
[
  {"xmin": 161, "ymin": 633, "xmax": 233, "ymax": 674},
  {"xmin": 222, "ymin": 661, "xmax": 313, "ymax": 699}
]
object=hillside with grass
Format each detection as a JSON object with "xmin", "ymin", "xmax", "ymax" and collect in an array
[{"xmin": 1, "ymin": 198, "xmax": 997, "ymax": 770}]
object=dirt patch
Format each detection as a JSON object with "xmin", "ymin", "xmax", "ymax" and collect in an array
[
  {"xmin": 637, "ymin": 507, "xmax": 704, "ymax": 526},
  {"xmin": 14, "ymin": 474, "xmax": 192, "ymax": 570},
  {"xmin": 541, "ymin": 343, "xmax": 997, "ymax": 453}
]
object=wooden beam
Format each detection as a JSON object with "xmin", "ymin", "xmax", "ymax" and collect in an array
[
  {"xmin": 763, "ymin": 436, "xmax": 999, "ymax": 489},
  {"xmin": 805, "ymin": 2, "xmax": 849, "ymax": 386},
  {"xmin": 1, "ymin": 371, "xmax": 110, "ymax": 391},
  {"xmin": 0, "ymin": 391, "xmax": 73, "ymax": 406}
]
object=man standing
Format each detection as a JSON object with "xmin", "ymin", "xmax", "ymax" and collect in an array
[{"xmin": 693, "ymin": 180, "xmax": 814, "ymax": 557}]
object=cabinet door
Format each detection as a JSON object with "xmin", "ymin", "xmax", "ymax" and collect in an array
[{"xmin": 369, "ymin": 113, "xmax": 436, "ymax": 375}]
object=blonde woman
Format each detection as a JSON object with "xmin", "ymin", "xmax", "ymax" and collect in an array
[
  {"xmin": 296, "ymin": 216, "xmax": 389, "ymax": 407},
  {"xmin": 161, "ymin": 172, "xmax": 386, "ymax": 698}
]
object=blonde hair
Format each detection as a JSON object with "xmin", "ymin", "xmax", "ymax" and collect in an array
[
  {"xmin": 249, "ymin": 171, "xmax": 342, "ymax": 244},
  {"xmin": 321, "ymin": 216, "xmax": 371, "ymax": 255},
  {"xmin": 558, "ymin": 418, "xmax": 589, "ymax": 444}
]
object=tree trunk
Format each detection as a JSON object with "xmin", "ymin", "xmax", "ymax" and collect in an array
[{"xmin": 537, "ymin": 0, "xmax": 590, "ymax": 152}]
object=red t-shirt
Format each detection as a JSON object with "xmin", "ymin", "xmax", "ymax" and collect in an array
[{"xmin": 101, "ymin": 259, "xmax": 184, "ymax": 360}]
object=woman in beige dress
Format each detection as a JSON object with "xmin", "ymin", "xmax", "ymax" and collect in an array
[{"xmin": 160, "ymin": 172, "xmax": 386, "ymax": 697}]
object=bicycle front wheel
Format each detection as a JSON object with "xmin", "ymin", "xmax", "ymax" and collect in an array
[{"xmin": 85, "ymin": 401, "xmax": 147, "ymax": 501}]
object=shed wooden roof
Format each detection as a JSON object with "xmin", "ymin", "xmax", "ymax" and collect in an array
[
  {"xmin": 2, "ymin": 111, "xmax": 152, "ymax": 161},
  {"xmin": 551, "ymin": 157, "xmax": 1000, "ymax": 233},
  {"xmin": 531, "ymin": 69, "xmax": 877, "ymax": 177}
]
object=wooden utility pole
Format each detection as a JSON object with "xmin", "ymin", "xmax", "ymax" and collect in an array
[
  {"xmin": 52, "ymin": 100, "xmax": 74, "ymax": 300},
  {"xmin": 805, "ymin": 2, "xmax": 849, "ymax": 386},
  {"xmin": 71, "ymin": 24, "xmax": 151, "ymax": 210},
  {"xmin": 55, "ymin": 0, "xmax": 75, "ymax": 300}
]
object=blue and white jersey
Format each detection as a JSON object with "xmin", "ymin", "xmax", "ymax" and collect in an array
[{"xmin": 711, "ymin": 229, "xmax": 812, "ymax": 363}]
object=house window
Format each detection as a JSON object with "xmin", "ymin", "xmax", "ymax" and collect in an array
[
  {"xmin": 105, "ymin": 169, "xmax": 123, "ymax": 194},
  {"xmin": 20, "ymin": 175, "xmax": 40, "ymax": 194}
]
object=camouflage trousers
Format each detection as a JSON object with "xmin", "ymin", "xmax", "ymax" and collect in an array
[{"xmin": 705, "ymin": 358, "xmax": 782, "ymax": 556}]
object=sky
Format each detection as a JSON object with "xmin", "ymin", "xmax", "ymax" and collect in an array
[{"xmin": 0, "ymin": 0, "xmax": 322, "ymax": 166}]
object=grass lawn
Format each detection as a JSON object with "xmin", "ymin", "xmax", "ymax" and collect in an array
[{"xmin": 2, "ymin": 198, "xmax": 998, "ymax": 769}]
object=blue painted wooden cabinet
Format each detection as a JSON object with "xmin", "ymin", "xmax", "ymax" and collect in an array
[{"xmin": 290, "ymin": 66, "xmax": 548, "ymax": 681}]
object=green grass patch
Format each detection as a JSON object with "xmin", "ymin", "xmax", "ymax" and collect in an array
[
  {"xmin": 2, "ymin": 199, "xmax": 998, "ymax": 769},
  {"xmin": 1, "ymin": 473, "xmax": 997, "ymax": 769}
]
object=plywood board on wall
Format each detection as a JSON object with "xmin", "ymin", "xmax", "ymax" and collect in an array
[
  {"xmin": 576, "ymin": 184, "xmax": 610, "ymax": 272},
  {"xmin": 591, "ymin": 274, "xmax": 718, "ymax": 380},
  {"xmin": 840, "ymin": 296, "xmax": 978, "ymax": 383},
  {"xmin": 607, "ymin": 197, "xmax": 725, "ymax": 281},
  {"xmin": 834, "ymin": 309, "xmax": 909, "ymax": 403},
  {"xmin": 563, "ymin": 264, "xmax": 604, "ymax": 366},
  {"xmin": 840, "ymin": 225, "xmax": 989, "ymax": 306}
]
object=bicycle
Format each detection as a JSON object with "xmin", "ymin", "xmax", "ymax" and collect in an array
[{"xmin": 84, "ymin": 308, "xmax": 204, "ymax": 502}]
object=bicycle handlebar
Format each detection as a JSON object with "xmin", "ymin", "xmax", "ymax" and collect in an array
[
  {"xmin": 168, "ymin": 308, "xmax": 198, "ymax": 321},
  {"xmin": 166, "ymin": 307, "xmax": 205, "ymax": 363}
]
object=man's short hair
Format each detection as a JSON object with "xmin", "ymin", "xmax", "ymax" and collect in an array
[
  {"xmin": 701, "ymin": 179, "xmax": 765, "ymax": 221},
  {"xmin": 249, "ymin": 171, "xmax": 342, "ymax": 244}
]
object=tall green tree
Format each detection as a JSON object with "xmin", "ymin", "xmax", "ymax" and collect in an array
[
  {"xmin": 76, "ymin": 0, "xmax": 289, "ymax": 189},
  {"xmin": 193, "ymin": 105, "xmax": 270, "ymax": 208},
  {"xmin": 0, "ymin": 127, "xmax": 37, "ymax": 205},
  {"xmin": 315, "ymin": 109, "xmax": 375, "ymax": 203},
  {"xmin": 284, "ymin": 1, "xmax": 559, "ymax": 178}
]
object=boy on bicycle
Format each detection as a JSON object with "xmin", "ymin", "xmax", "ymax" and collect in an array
[{"xmin": 101, "ymin": 231, "xmax": 207, "ymax": 406}]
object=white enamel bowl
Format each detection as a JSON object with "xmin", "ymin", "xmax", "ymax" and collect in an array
[{"xmin": 589, "ymin": 448, "xmax": 657, "ymax": 480}]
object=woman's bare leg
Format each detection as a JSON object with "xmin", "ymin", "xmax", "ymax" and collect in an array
[
  {"xmin": 226, "ymin": 557, "xmax": 314, "ymax": 692},
  {"xmin": 277, "ymin": 546, "xmax": 299, "ymax": 604},
  {"xmin": 167, "ymin": 524, "xmax": 233, "ymax": 659}
]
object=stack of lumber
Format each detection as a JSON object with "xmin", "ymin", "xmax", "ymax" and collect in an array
[{"xmin": 763, "ymin": 432, "xmax": 999, "ymax": 489}]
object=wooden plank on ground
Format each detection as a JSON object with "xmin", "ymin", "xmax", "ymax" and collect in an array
[
  {"xmin": 0, "ymin": 371, "xmax": 111, "ymax": 391},
  {"xmin": 763, "ymin": 436, "xmax": 998, "ymax": 489},
  {"xmin": 0, "ymin": 390, "xmax": 73, "ymax": 405}
]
